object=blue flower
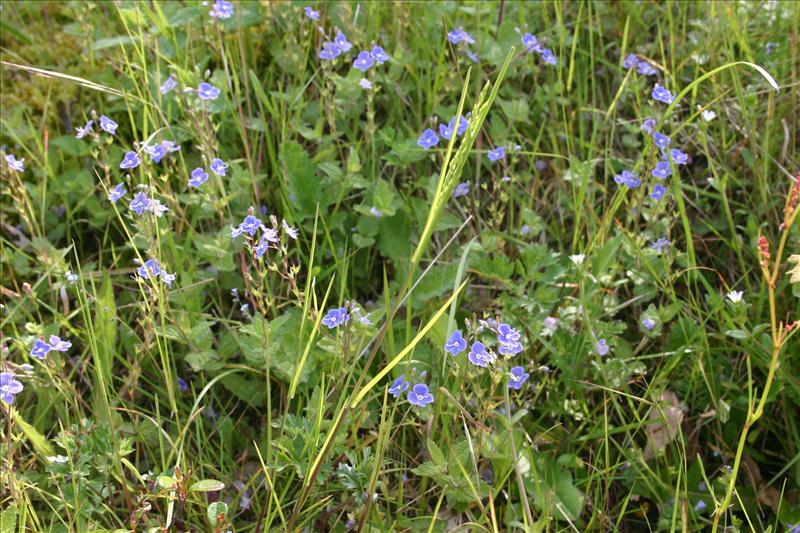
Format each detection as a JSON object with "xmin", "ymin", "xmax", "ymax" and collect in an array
[
  {"xmin": 641, "ymin": 118, "xmax": 656, "ymax": 134},
  {"xmin": 623, "ymin": 53, "xmax": 638, "ymax": 69},
  {"xmin": 369, "ymin": 206, "xmax": 383, "ymax": 217},
  {"xmin": 120, "ymin": 151, "xmax": 140, "ymax": 170},
  {"xmin": 66, "ymin": 271, "xmax": 79, "ymax": 284},
  {"xmin": 508, "ymin": 366, "xmax": 530, "ymax": 390},
  {"xmin": 178, "ymin": 377, "xmax": 189, "ymax": 392},
  {"xmin": 5, "ymin": 154, "xmax": 24, "ymax": 172},
  {"xmin": 198, "ymin": 82, "xmax": 221, "ymax": 100},
  {"xmin": 254, "ymin": 234, "xmax": 270, "ymax": 258},
  {"xmin": 210, "ymin": 157, "xmax": 228, "ymax": 176},
  {"xmin": 388, "ymin": 375, "xmax": 410, "ymax": 397},
  {"xmin": 143, "ymin": 144, "xmax": 166, "ymax": 164},
  {"xmin": 150, "ymin": 199, "xmax": 169, "ymax": 217},
  {"xmin": 452, "ymin": 182, "xmax": 470, "ymax": 198},
  {"xmin": 407, "ymin": 383, "xmax": 434, "ymax": 406},
  {"xmin": 439, "ymin": 115, "xmax": 468, "ymax": 140},
  {"xmin": 161, "ymin": 270, "xmax": 176, "ymax": 288},
  {"xmin": 100, "ymin": 115, "xmax": 118, "ymax": 135},
  {"xmin": 209, "ymin": 0, "xmax": 234, "ymax": 19},
  {"xmin": 522, "ymin": 33, "xmax": 541, "ymax": 53},
  {"xmin": 487, "ymin": 146, "xmax": 506, "ymax": 161},
  {"xmin": 637, "ymin": 61, "xmax": 657, "ymax": 76},
  {"xmin": 650, "ymin": 183, "xmax": 667, "ymax": 201},
  {"xmin": 652, "ymin": 161, "xmax": 672, "ymax": 179},
  {"xmin": 540, "ymin": 48, "xmax": 557, "ymax": 65},
  {"xmin": 642, "ymin": 317, "xmax": 657, "ymax": 331},
  {"xmin": 667, "ymin": 148, "xmax": 689, "ymax": 165},
  {"xmin": 465, "ymin": 49, "xmax": 479, "ymax": 63},
  {"xmin": 650, "ymin": 237, "xmax": 671, "ymax": 254},
  {"xmin": 694, "ymin": 500, "xmax": 707, "ymax": 512},
  {"xmin": 417, "ymin": 128, "xmax": 439, "ymax": 150},
  {"xmin": 231, "ymin": 214, "xmax": 262, "ymax": 239},
  {"xmin": 468, "ymin": 341, "xmax": 495, "ymax": 367},
  {"xmin": 595, "ymin": 338, "xmax": 609, "ymax": 356},
  {"xmin": 653, "ymin": 131, "xmax": 671, "ymax": 149},
  {"xmin": 0, "ymin": 372, "xmax": 23, "ymax": 404},
  {"xmin": 371, "ymin": 45, "xmax": 389, "ymax": 64},
  {"xmin": 497, "ymin": 323, "xmax": 521, "ymax": 344},
  {"xmin": 334, "ymin": 31, "xmax": 352, "ymax": 52},
  {"xmin": 445, "ymin": 330, "xmax": 467, "ymax": 356},
  {"xmin": 613, "ymin": 170, "xmax": 640, "ymax": 189},
  {"xmin": 652, "ymin": 83, "xmax": 674, "ymax": 104},
  {"xmin": 353, "ymin": 51, "xmax": 375, "ymax": 72},
  {"xmin": 447, "ymin": 27, "xmax": 475, "ymax": 45},
  {"xmin": 304, "ymin": 6, "xmax": 320, "ymax": 20},
  {"xmin": 319, "ymin": 41, "xmax": 342, "ymax": 60},
  {"xmin": 137, "ymin": 259, "xmax": 161, "ymax": 280},
  {"xmin": 359, "ymin": 78, "xmax": 373, "ymax": 90},
  {"xmin": 75, "ymin": 120, "xmax": 93, "ymax": 139},
  {"xmin": 30, "ymin": 339, "xmax": 52, "ymax": 359},
  {"xmin": 282, "ymin": 219, "xmax": 299, "ymax": 239},
  {"xmin": 129, "ymin": 192, "xmax": 152, "ymax": 215},
  {"xmin": 321, "ymin": 307, "xmax": 350, "ymax": 329},
  {"xmin": 188, "ymin": 167, "xmax": 209, "ymax": 188},
  {"xmin": 499, "ymin": 340, "xmax": 523, "ymax": 356},
  {"xmin": 160, "ymin": 75, "xmax": 177, "ymax": 95},
  {"xmin": 107, "ymin": 183, "xmax": 127, "ymax": 203},
  {"xmin": 49, "ymin": 335, "xmax": 72, "ymax": 352}
]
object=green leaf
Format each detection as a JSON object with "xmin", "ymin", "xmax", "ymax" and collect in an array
[
  {"xmin": 190, "ymin": 479, "xmax": 225, "ymax": 492},
  {"xmin": 157, "ymin": 475, "xmax": 177, "ymax": 489},
  {"xmin": 1, "ymin": 504, "xmax": 17, "ymax": 532},
  {"xmin": 592, "ymin": 235, "xmax": 623, "ymax": 276},
  {"xmin": 281, "ymin": 140, "xmax": 328, "ymax": 220},
  {"xmin": 207, "ymin": 501, "xmax": 228, "ymax": 525},
  {"xmin": 427, "ymin": 439, "xmax": 446, "ymax": 467}
]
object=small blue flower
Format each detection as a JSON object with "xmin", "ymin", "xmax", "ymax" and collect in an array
[
  {"xmin": 445, "ymin": 330, "xmax": 467, "ymax": 356},
  {"xmin": 75, "ymin": 120, "xmax": 93, "ymax": 139},
  {"xmin": 466, "ymin": 49, "xmax": 479, "ymax": 62},
  {"xmin": 539, "ymin": 48, "xmax": 557, "ymax": 65},
  {"xmin": 388, "ymin": 375, "xmax": 410, "ymax": 397},
  {"xmin": 359, "ymin": 78, "xmax": 373, "ymax": 90},
  {"xmin": 209, "ymin": 0, "xmax": 234, "ymax": 19},
  {"xmin": 522, "ymin": 33, "xmax": 541, "ymax": 54},
  {"xmin": 160, "ymin": 75, "xmax": 177, "ymax": 95},
  {"xmin": 129, "ymin": 192, "xmax": 152, "ymax": 216},
  {"xmin": 143, "ymin": 144, "xmax": 166, "ymax": 164},
  {"xmin": 637, "ymin": 61, "xmax": 657, "ymax": 76},
  {"xmin": 650, "ymin": 237, "xmax": 671, "ymax": 254},
  {"xmin": 254, "ymin": 234, "xmax": 270, "ymax": 258},
  {"xmin": 653, "ymin": 131, "xmax": 671, "ymax": 149},
  {"xmin": 487, "ymin": 146, "xmax": 506, "ymax": 162},
  {"xmin": 371, "ymin": 46, "xmax": 389, "ymax": 64},
  {"xmin": 595, "ymin": 338, "xmax": 610, "ymax": 356},
  {"xmin": 765, "ymin": 42, "xmax": 777, "ymax": 54},
  {"xmin": 439, "ymin": 115, "xmax": 468, "ymax": 140},
  {"xmin": 188, "ymin": 167, "xmax": 209, "ymax": 188},
  {"xmin": 232, "ymin": 215, "xmax": 262, "ymax": 239},
  {"xmin": 322, "ymin": 307, "xmax": 350, "ymax": 329},
  {"xmin": 497, "ymin": 323, "xmax": 521, "ymax": 344},
  {"xmin": 178, "ymin": 377, "xmax": 189, "ymax": 392},
  {"xmin": 0, "ymin": 372, "xmax": 23, "ymax": 404},
  {"xmin": 447, "ymin": 27, "xmax": 475, "ymax": 45},
  {"xmin": 641, "ymin": 118, "xmax": 656, "ymax": 135},
  {"xmin": 499, "ymin": 340, "xmax": 523, "ymax": 356},
  {"xmin": 108, "ymin": 183, "xmax": 127, "ymax": 203},
  {"xmin": 282, "ymin": 219, "xmax": 299, "ymax": 239},
  {"xmin": 642, "ymin": 317, "xmax": 657, "ymax": 331},
  {"xmin": 652, "ymin": 161, "xmax": 672, "ymax": 179},
  {"xmin": 30, "ymin": 339, "xmax": 52, "ymax": 360},
  {"xmin": 304, "ymin": 6, "xmax": 320, "ymax": 21},
  {"xmin": 623, "ymin": 53, "xmax": 638, "ymax": 69},
  {"xmin": 353, "ymin": 51, "xmax": 375, "ymax": 72},
  {"xmin": 49, "ymin": 335, "xmax": 72, "ymax": 352},
  {"xmin": 319, "ymin": 41, "xmax": 342, "ymax": 60},
  {"xmin": 120, "ymin": 151, "xmax": 140, "ymax": 170},
  {"xmin": 694, "ymin": 500, "xmax": 707, "ymax": 512},
  {"xmin": 334, "ymin": 31, "xmax": 352, "ymax": 52},
  {"xmin": 137, "ymin": 259, "xmax": 161, "ymax": 280},
  {"xmin": 614, "ymin": 170, "xmax": 640, "ymax": 189},
  {"xmin": 66, "ymin": 271, "xmax": 79, "ymax": 284},
  {"xmin": 5, "ymin": 154, "xmax": 25, "ymax": 172},
  {"xmin": 160, "ymin": 270, "xmax": 176, "ymax": 288},
  {"xmin": 210, "ymin": 157, "xmax": 228, "ymax": 176},
  {"xmin": 667, "ymin": 148, "xmax": 689, "ymax": 165},
  {"xmin": 652, "ymin": 83, "xmax": 675, "ymax": 104},
  {"xmin": 198, "ymin": 82, "xmax": 221, "ymax": 100},
  {"xmin": 468, "ymin": 341, "xmax": 495, "ymax": 367},
  {"xmin": 369, "ymin": 206, "xmax": 383, "ymax": 218},
  {"xmin": 650, "ymin": 183, "xmax": 667, "ymax": 201},
  {"xmin": 417, "ymin": 128, "xmax": 439, "ymax": 150},
  {"xmin": 150, "ymin": 199, "xmax": 169, "ymax": 217},
  {"xmin": 452, "ymin": 182, "xmax": 470, "ymax": 198},
  {"xmin": 407, "ymin": 383, "xmax": 434, "ymax": 406},
  {"xmin": 100, "ymin": 115, "xmax": 118, "ymax": 135},
  {"xmin": 508, "ymin": 366, "xmax": 530, "ymax": 390}
]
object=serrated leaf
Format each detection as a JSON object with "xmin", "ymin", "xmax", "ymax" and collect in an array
[{"xmin": 427, "ymin": 439, "xmax": 446, "ymax": 466}]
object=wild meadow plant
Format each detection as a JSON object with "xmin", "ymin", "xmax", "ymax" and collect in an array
[{"xmin": 1, "ymin": 1, "xmax": 799, "ymax": 531}]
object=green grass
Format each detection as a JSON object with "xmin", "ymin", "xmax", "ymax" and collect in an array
[{"xmin": 1, "ymin": 1, "xmax": 799, "ymax": 531}]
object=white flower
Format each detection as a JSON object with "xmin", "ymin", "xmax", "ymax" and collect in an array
[
  {"xmin": 569, "ymin": 254, "xmax": 585, "ymax": 265},
  {"xmin": 701, "ymin": 108, "xmax": 716, "ymax": 122},
  {"xmin": 46, "ymin": 455, "xmax": 69, "ymax": 463},
  {"xmin": 726, "ymin": 290, "xmax": 744, "ymax": 304}
]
